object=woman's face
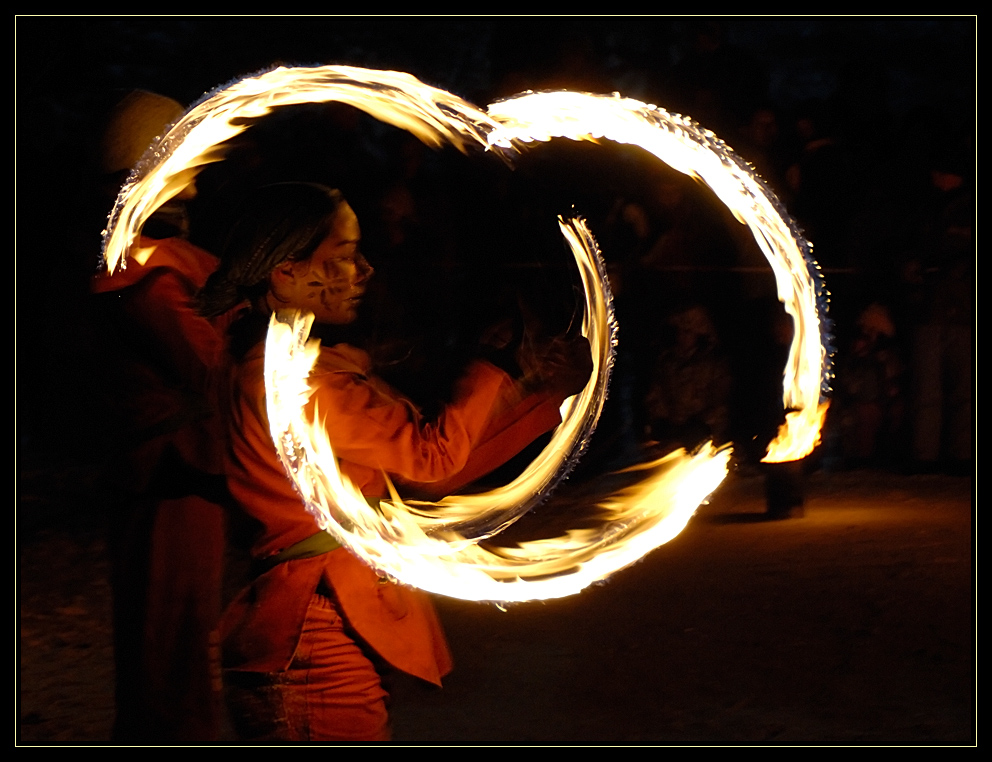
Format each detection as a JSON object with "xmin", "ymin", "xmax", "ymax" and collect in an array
[{"xmin": 271, "ymin": 202, "xmax": 373, "ymax": 324}]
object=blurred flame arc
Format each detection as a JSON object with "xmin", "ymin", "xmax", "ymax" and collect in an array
[{"xmin": 101, "ymin": 65, "xmax": 831, "ymax": 603}]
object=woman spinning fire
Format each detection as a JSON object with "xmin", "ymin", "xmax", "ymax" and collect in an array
[{"xmin": 195, "ymin": 182, "xmax": 590, "ymax": 742}]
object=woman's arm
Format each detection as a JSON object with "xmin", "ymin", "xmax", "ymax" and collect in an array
[{"xmin": 309, "ymin": 350, "xmax": 513, "ymax": 486}]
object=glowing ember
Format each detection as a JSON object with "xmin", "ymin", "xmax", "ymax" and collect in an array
[{"xmin": 102, "ymin": 65, "xmax": 831, "ymax": 602}]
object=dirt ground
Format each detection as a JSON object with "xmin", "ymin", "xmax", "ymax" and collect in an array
[{"xmin": 18, "ymin": 468, "xmax": 974, "ymax": 746}]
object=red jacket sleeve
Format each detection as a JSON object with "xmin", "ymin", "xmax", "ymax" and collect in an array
[{"xmin": 124, "ymin": 269, "xmax": 225, "ymax": 395}]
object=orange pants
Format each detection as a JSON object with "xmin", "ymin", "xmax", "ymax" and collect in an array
[{"xmin": 225, "ymin": 589, "xmax": 390, "ymax": 742}]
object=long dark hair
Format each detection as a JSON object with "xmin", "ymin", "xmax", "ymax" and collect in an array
[{"xmin": 195, "ymin": 183, "xmax": 345, "ymax": 318}]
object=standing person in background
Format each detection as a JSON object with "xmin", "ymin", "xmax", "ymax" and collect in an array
[{"xmin": 93, "ymin": 90, "xmax": 233, "ymax": 743}]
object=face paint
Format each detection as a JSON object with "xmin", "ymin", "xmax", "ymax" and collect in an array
[{"xmin": 275, "ymin": 202, "xmax": 373, "ymax": 325}]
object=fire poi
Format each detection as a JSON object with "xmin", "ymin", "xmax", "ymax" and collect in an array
[{"xmin": 102, "ymin": 65, "xmax": 832, "ymax": 603}]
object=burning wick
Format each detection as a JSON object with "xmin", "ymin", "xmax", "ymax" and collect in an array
[{"xmin": 102, "ymin": 65, "xmax": 830, "ymax": 603}]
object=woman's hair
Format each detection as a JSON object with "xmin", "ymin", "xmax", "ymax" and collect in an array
[{"xmin": 195, "ymin": 183, "xmax": 345, "ymax": 317}]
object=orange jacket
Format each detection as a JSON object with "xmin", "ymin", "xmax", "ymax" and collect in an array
[{"xmin": 221, "ymin": 341, "xmax": 565, "ymax": 685}]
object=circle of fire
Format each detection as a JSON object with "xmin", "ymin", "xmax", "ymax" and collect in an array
[{"xmin": 103, "ymin": 66, "xmax": 831, "ymax": 603}]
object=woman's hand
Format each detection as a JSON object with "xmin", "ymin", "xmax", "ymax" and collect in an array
[{"xmin": 516, "ymin": 332, "xmax": 593, "ymax": 399}]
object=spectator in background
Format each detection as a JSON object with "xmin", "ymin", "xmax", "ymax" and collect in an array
[{"xmin": 92, "ymin": 90, "xmax": 233, "ymax": 743}]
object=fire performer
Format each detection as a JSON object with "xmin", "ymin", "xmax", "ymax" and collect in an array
[
  {"xmin": 92, "ymin": 90, "xmax": 235, "ymax": 743},
  {"xmin": 196, "ymin": 182, "xmax": 590, "ymax": 742}
]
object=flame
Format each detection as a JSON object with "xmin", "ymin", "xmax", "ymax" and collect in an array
[
  {"xmin": 263, "ymin": 211, "xmax": 731, "ymax": 602},
  {"xmin": 485, "ymin": 91, "xmax": 830, "ymax": 462},
  {"xmin": 267, "ymin": 309, "xmax": 730, "ymax": 602},
  {"xmin": 101, "ymin": 65, "xmax": 831, "ymax": 602},
  {"xmin": 762, "ymin": 401, "xmax": 831, "ymax": 463},
  {"xmin": 102, "ymin": 66, "xmax": 500, "ymax": 274}
]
